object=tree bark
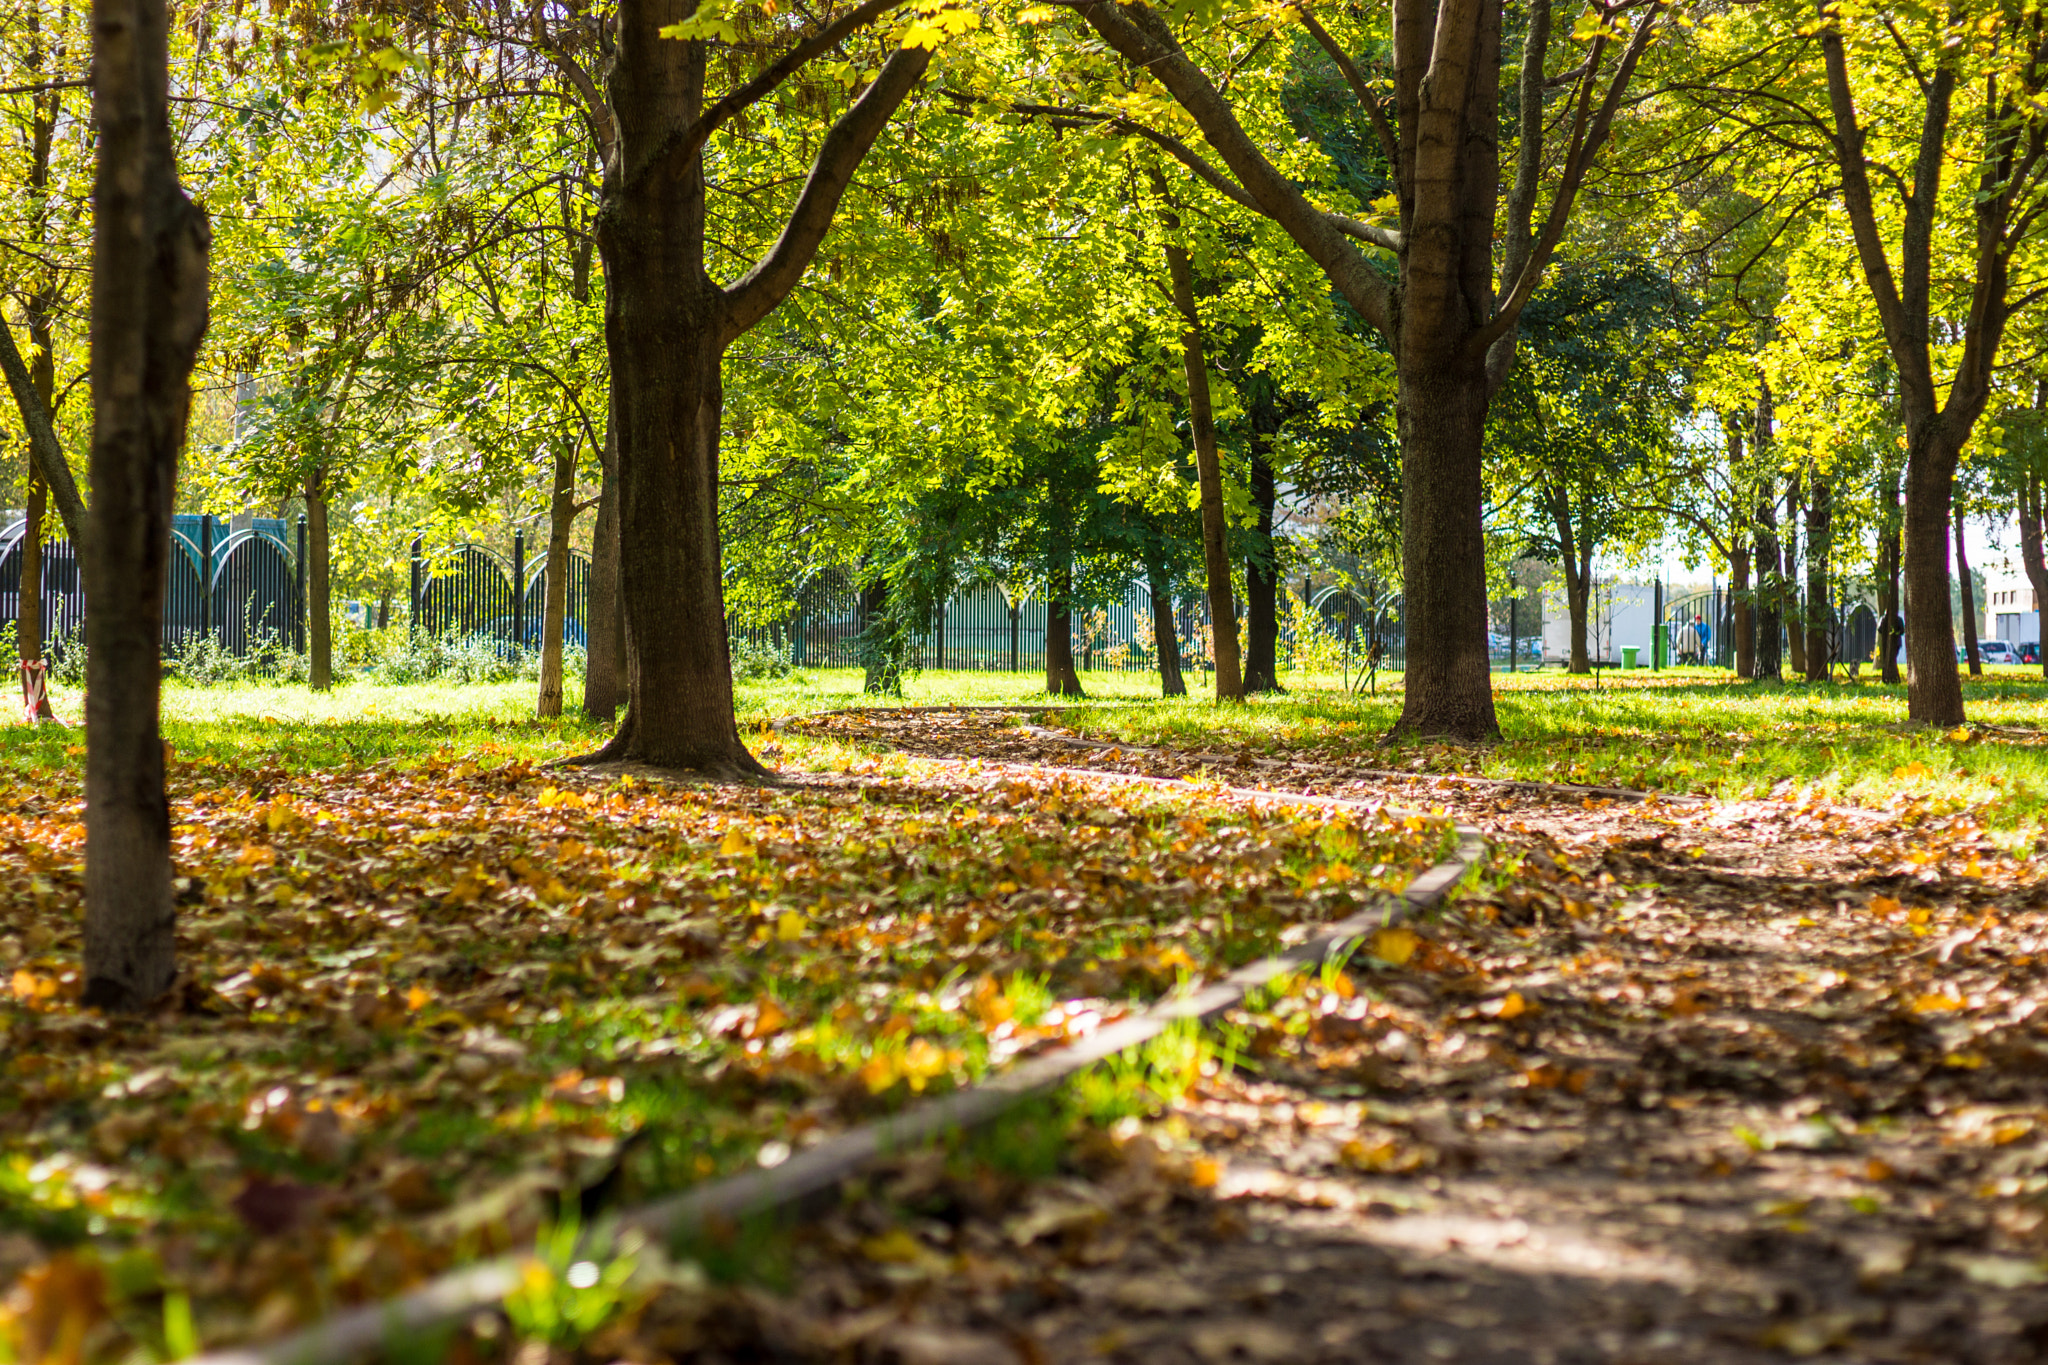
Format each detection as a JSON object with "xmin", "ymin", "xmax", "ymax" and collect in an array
[
  {"xmin": 1158, "ymin": 229, "xmax": 1242, "ymax": 703},
  {"xmin": 1731, "ymin": 543, "xmax": 1753, "ymax": 680},
  {"xmin": 82, "ymin": 0, "xmax": 210, "ymax": 1011},
  {"xmin": 2019, "ymin": 471, "xmax": 2048, "ymax": 681},
  {"xmin": 1956, "ymin": 506, "xmax": 1980, "ymax": 676},
  {"xmin": 1879, "ymin": 508, "xmax": 1902, "ymax": 686},
  {"xmin": 1804, "ymin": 472, "xmax": 1831, "ymax": 682},
  {"xmin": 583, "ymin": 455, "xmax": 623, "ymax": 720},
  {"xmin": 1046, "ymin": 560, "xmax": 1084, "ymax": 698},
  {"xmin": 1243, "ymin": 446, "xmax": 1282, "ymax": 692},
  {"xmin": 1753, "ymin": 478, "xmax": 1781, "ymax": 683},
  {"xmin": 1397, "ymin": 362, "xmax": 1499, "ymax": 731},
  {"xmin": 305, "ymin": 466, "xmax": 332, "ymax": 691},
  {"xmin": 1147, "ymin": 565, "xmax": 1186, "ymax": 698},
  {"xmin": 538, "ymin": 439, "xmax": 578, "ymax": 718},
  {"xmin": 1550, "ymin": 490, "xmax": 1589, "ymax": 673},
  {"xmin": 1896, "ymin": 440, "xmax": 1965, "ymax": 717},
  {"xmin": 585, "ymin": 0, "xmax": 925, "ymax": 773},
  {"xmin": 1785, "ymin": 470, "xmax": 1806, "ymax": 677}
]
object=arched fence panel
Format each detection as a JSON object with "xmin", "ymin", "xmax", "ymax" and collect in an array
[
  {"xmin": 0, "ymin": 520, "xmax": 85, "ymax": 653},
  {"xmin": 417, "ymin": 545, "xmax": 516, "ymax": 643},
  {"xmin": 520, "ymin": 550, "xmax": 592, "ymax": 650},
  {"xmin": 212, "ymin": 529, "xmax": 299, "ymax": 657}
]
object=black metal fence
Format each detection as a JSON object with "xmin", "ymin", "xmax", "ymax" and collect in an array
[
  {"xmin": 410, "ymin": 532, "xmax": 591, "ymax": 649},
  {"xmin": 2, "ymin": 512, "xmax": 303, "ymax": 658}
]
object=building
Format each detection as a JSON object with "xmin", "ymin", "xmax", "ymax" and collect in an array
[{"xmin": 1985, "ymin": 565, "xmax": 2040, "ymax": 646}]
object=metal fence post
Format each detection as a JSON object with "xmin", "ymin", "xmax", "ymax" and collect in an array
[
  {"xmin": 198, "ymin": 515, "xmax": 213, "ymax": 645},
  {"xmin": 294, "ymin": 515, "xmax": 307, "ymax": 654},
  {"xmin": 410, "ymin": 536, "xmax": 422, "ymax": 641},
  {"xmin": 512, "ymin": 529, "xmax": 526, "ymax": 650}
]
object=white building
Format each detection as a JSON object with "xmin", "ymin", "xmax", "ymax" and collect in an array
[
  {"xmin": 1985, "ymin": 565, "xmax": 2040, "ymax": 646},
  {"xmin": 1541, "ymin": 580, "xmax": 1667, "ymax": 666}
]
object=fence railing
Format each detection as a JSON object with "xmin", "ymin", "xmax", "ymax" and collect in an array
[{"xmin": 2, "ymin": 512, "xmax": 305, "ymax": 659}]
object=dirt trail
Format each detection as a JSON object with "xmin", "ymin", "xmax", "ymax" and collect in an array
[{"xmin": 633, "ymin": 711, "xmax": 2048, "ymax": 1364}]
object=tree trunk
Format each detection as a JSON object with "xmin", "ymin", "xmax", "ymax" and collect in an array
[
  {"xmin": 585, "ymin": 0, "xmax": 924, "ymax": 773},
  {"xmin": 1731, "ymin": 544, "xmax": 1753, "ymax": 679},
  {"xmin": 1244, "ymin": 447, "xmax": 1282, "ymax": 692},
  {"xmin": 1804, "ymin": 472, "xmax": 1831, "ymax": 682},
  {"xmin": 1753, "ymin": 475, "xmax": 1781, "ymax": 683},
  {"xmin": 537, "ymin": 440, "xmax": 577, "ymax": 718},
  {"xmin": 1551, "ymin": 491, "xmax": 1589, "ymax": 673},
  {"xmin": 1394, "ymin": 364, "xmax": 1499, "ymax": 735},
  {"xmin": 1899, "ymin": 441, "xmax": 1965, "ymax": 719},
  {"xmin": 305, "ymin": 466, "xmax": 332, "ymax": 691},
  {"xmin": 1160, "ymin": 235, "xmax": 1242, "ymax": 703},
  {"xmin": 82, "ymin": 0, "xmax": 210, "ymax": 1011},
  {"xmin": 1046, "ymin": 560, "xmax": 1084, "ymax": 698},
  {"xmin": 859, "ymin": 579, "xmax": 894, "ymax": 695},
  {"xmin": 2020, "ymin": 472, "xmax": 2048, "ymax": 681},
  {"xmin": 1785, "ymin": 470, "xmax": 1806, "ymax": 677},
  {"xmin": 19, "ymin": 473, "xmax": 45, "ymax": 672},
  {"xmin": 1879, "ymin": 505, "xmax": 1902, "ymax": 686},
  {"xmin": 1146, "ymin": 557, "xmax": 1186, "ymax": 698},
  {"xmin": 1956, "ymin": 506, "xmax": 1980, "ymax": 677},
  {"xmin": 583, "ymin": 455, "xmax": 623, "ymax": 720}
]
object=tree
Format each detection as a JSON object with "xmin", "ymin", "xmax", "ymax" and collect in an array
[
  {"xmin": 81, "ymin": 0, "xmax": 210, "ymax": 1009},
  {"xmin": 1796, "ymin": 4, "xmax": 2048, "ymax": 722},
  {"xmin": 578, "ymin": 0, "xmax": 939, "ymax": 774},
  {"xmin": 1042, "ymin": 0, "xmax": 1663, "ymax": 738}
]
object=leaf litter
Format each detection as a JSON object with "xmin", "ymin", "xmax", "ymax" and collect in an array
[
  {"xmin": 581, "ymin": 708, "xmax": 2048, "ymax": 1364},
  {"xmin": 0, "ymin": 732, "xmax": 1445, "ymax": 1359}
]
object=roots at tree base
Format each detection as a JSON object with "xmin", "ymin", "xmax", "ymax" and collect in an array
[{"xmin": 563, "ymin": 705, "xmax": 775, "ymax": 780}]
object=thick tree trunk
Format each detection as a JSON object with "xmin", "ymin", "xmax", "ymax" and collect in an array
[
  {"xmin": 1244, "ymin": 448, "xmax": 1283, "ymax": 692},
  {"xmin": 305, "ymin": 466, "xmax": 332, "ymax": 691},
  {"xmin": 1046, "ymin": 561, "xmax": 1084, "ymax": 698},
  {"xmin": 2020, "ymin": 473, "xmax": 2048, "ymax": 681},
  {"xmin": 1901, "ymin": 442, "xmax": 1963, "ymax": 721},
  {"xmin": 586, "ymin": 0, "xmax": 923, "ymax": 772},
  {"xmin": 1805, "ymin": 473, "xmax": 1831, "ymax": 682},
  {"xmin": 1161, "ymin": 237, "xmax": 1242, "ymax": 703},
  {"xmin": 1731, "ymin": 545, "xmax": 1753, "ymax": 679},
  {"xmin": 1393, "ymin": 364, "xmax": 1499, "ymax": 737},
  {"xmin": 83, "ymin": 0, "xmax": 210, "ymax": 1011},
  {"xmin": 537, "ymin": 441, "xmax": 577, "ymax": 718},
  {"xmin": 1146, "ymin": 561, "xmax": 1186, "ymax": 698},
  {"xmin": 583, "ymin": 456, "xmax": 623, "ymax": 720},
  {"xmin": 1956, "ymin": 507, "xmax": 1980, "ymax": 676}
]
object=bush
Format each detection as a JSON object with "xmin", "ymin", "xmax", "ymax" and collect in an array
[{"xmin": 730, "ymin": 636, "xmax": 791, "ymax": 681}]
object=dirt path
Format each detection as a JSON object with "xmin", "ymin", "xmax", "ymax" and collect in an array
[{"xmin": 619, "ymin": 711, "xmax": 2048, "ymax": 1364}]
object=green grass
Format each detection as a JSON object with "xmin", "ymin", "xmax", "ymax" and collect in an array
[{"xmin": 1040, "ymin": 665, "xmax": 2048, "ymax": 839}]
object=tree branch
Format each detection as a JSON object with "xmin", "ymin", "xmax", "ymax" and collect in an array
[
  {"xmin": 723, "ymin": 43, "xmax": 931, "ymax": 342},
  {"xmin": 0, "ymin": 312, "xmax": 86, "ymax": 548}
]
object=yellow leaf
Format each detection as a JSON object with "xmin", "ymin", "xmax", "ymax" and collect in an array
[
  {"xmin": 859, "ymin": 1228, "xmax": 926, "ymax": 1264},
  {"xmin": 1949, "ymin": 726, "xmax": 1977, "ymax": 745},
  {"xmin": 1493, "ymin": 990, "xmax": 1527, "ymax": 1020},
  {"xmin": 1912, "ymin": 992, "xmax": 1964, "ymax": 1013},
  {"xmin": 1372, "ymin": 926, "xmax": 1418, "ymax": 967},
  {"xmin": 1187, "ymin": 1156, "xmax": 1220, "ymax": 1188},
  {"xmin": 406, "ymin": 984, "xmax": 433, "ymax": 1011},
  {"xmin": 776, "ymin": 911, "xmax": 808, "ymax": 941},
  {"xmin": 720, "ymin": 828, "xmax": 753, "ymax": 857}
]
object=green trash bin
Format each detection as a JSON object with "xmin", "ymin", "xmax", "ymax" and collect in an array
[{"xmin": 1622, "ymin": 645, "xmax": 1640, "ymax": 669}]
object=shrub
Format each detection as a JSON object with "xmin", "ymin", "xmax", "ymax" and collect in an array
[{"xmin": 730, "ymin": 635, "xmax": 791, "ymax": 681}]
